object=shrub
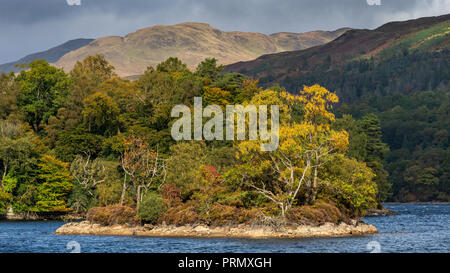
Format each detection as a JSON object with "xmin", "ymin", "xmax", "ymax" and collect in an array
[
  {"xmin": 161, "ymin": 202, "xmax": 200, "ymax": 226},
  {"xmin": 138, "ymin": 192, "xmax": 167, "ymax": 223},
  {"xmin": 286, "ymin": 200, "xmax": 347, "ymax": 225},
  {"xmin": 320, "ymin": 154, "xmax": 378, "ymax": 216},
  {"xmin": 161, "ymin": 202, "xmax": 258, "ymax": 226},
  {"xmin": 96, "ymin": 161, "xmax": 124, "ymax": 206},
  {"xmin": 160, "ymin": 183, "xmax": 182, "ymax": 207},
  {"xmin": 207, "ymin": 204, "xmax": 258, "ymax": 225},
  {"xmin": 86, "ymin": 204, "xmax": 138, "ymax": 226}
]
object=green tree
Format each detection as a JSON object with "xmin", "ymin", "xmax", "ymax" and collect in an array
[
  {"xmin": 156, "ymin": 57, "xmax": 187, "ymax": 73},
  {"xmin": 0, "ymin": 187, "xmax": 12, "ymax": 214},
  {"xmin": 82, "ymin": 92, "xmax": 120, "ymax": 136},
  {"xmin": 137, "ymin": 192, "xmax": 167, "ymax": 223},
  {"xmin": 0, "ymin": 73, "xmax": 20, "ymax": 120},
  {"xmin": 68, "ymin": 155, "xmax": 105, "ymax": 213},
  {"xmin": 35, "ymin": 155, "xmax": 74, "ymax": 212},
  {"xmin": 358, "ymin": 114, "xmax": 389, "ymax": 162},
  {"xmin": 335, "ymin": 114, "xmax": 391, "ymax": 202},
  {"xmin": 47, "ymin": 55, "xmax": 116, "ymax": 135},
  {"xmin": 358, "ymin": 114, "xmax": 391, "ymax": 202},
  {"xmin": 95, "ymin": 161, "xmax": 123, "ymax": 206},
  {"xmin": 0, "ymin": 174, "xmax": 17, "ymax": 214},
  {"xmin": 15, "ymin": 60, "xmax": 70, "ymax": 132},
  {"xmin": 321, "ymin": 154, "xmax": 377, "ymax": 216},
  {"xmin": 195, "ymin": 58, "xmax": 224, "ymax": 80},
  {"xmin": 54, "ymin": 127, "xmax": 105, "ymax": 162},
  {"xmin": 136, "ymin": 61, "xmax": 202, "ymax": 130},
  {"xmin": 166, "ymin": 142, "xmax": 207, "ymax": 199},
  {"xmin": 334, "ymin": 114, "xmax": 368, "ymax": 161},
  {"xmin": 0, "ymin": 121, "xmax": 43, "ymax": 213},
  {"xmin": 69, "ymin": 54, "xmax": 116, "ymax": 102}
]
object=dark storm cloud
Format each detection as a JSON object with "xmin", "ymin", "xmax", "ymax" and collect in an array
[{"xmin": 1, "ymin": 0, "xmax": 449, "ymax": 63}]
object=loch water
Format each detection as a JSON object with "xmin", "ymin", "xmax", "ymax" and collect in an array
[{"xmin": 0, "ymin": 204, "xmax": 448, "ymax": 253}]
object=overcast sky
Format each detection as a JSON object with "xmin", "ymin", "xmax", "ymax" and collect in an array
[{"xmin": 0, "ymin": 0, "xmax": 449, "ymax": 63}]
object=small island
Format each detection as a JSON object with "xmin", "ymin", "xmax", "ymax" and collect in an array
[{"xmin": 55, "ymin": 221, "xmax": 377, "ymax": 239}]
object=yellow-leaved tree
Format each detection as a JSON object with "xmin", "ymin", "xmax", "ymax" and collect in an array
[{"xmin": 226, "ymin": 85, "xmax": 352, "ymax": 217}]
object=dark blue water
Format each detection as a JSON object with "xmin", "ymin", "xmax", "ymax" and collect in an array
[{"xmin": 0, "ymin": 204, "xmax": 448, "ymax": 253}]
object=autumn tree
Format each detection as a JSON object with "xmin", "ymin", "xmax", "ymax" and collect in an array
[
  {"xmin": 227, "ymin": 85, "xmax": 351, "ymax": 217},
  {"xmin": 297, "ymin": 85, "xmax": 350, "ymax": 204},
  {"xmin": 203, "ymin": 87, "xmax": 232, "ymax": 106}
]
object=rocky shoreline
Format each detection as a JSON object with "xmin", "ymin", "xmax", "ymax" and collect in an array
[{"xmin": 55, "ymin": 221, "xmax": 378, "ymax": 239}]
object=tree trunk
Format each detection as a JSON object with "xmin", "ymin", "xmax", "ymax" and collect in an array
[
  {"xmin": 120, "ymin": 174, "xmax": 127, "ymax": 206},
  {"xmin": 305, "ymin": 178, "xmax": 312, "ymax": 205},
  {"xmin": 137, "ymin": 186, "xmax": 141, "ymax": 208},
  {"xmin": 310, "ymin": 167, "xmax": 319, "ymax": 204}
]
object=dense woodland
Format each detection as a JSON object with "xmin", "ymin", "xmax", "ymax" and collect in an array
[
  {"xmin": 0, "ymin": 55, "xmax": 391, "ymax": 225},
  {"xmin": 277, "ymin": 49, "xmax": 450, "ymax": 202},
  {"xmin": 340, "ymin": 90, "xmax": 449, "ymax": 202},
  {"xmin": 256, "ymin": 50, "xmax": 449, "ymax": 203},
  {"xmin": 258, "ymin": 50, "xmax": 449, "ymax": 104}
]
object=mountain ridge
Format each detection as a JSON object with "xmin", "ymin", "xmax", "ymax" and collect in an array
[
  {"xmin": 53, "ymin": 22, "xmax": 349, "ymax": 77},
  {"xmin": 0, "ymin": 38, "xmax": 94, "ymax": 74},
  {"xmin": 225, "ymin": 14, "xmax": 450, "ymax": 95}
]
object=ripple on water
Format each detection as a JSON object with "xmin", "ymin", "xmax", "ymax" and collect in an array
[{"xmin": 0, "ymin": 204, "xmax": 448, "ymax": 253}]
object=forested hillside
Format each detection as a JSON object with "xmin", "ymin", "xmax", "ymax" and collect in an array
[
  {"xmin": 227, "ymin": 14, "xmax": 450, "ymax": 202},
  {"xmin": 227, "ymin": 15, "xmax": 449, "ymax": 103},
  {"xmin": 339, "ymin": 90, "xmax": 449, "ymax": 202}
]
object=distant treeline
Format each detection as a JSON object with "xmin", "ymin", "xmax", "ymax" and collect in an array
[{"xmin": 339, "ymin": 90, "xmax": 449, "ymax": 202}]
